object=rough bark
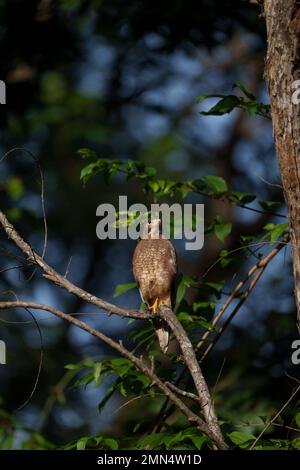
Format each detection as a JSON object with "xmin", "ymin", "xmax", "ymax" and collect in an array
[
  {"xmin": 159, "ymin": 306, "xmax": 225, "ymax": 448},
  {"xmin": 263, "ymin": 0, "xmax": 300, "ymax": 327}
]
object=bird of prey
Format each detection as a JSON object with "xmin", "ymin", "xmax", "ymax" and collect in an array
[{"xmin": 132, "ymin": 218, "xmax": 177, "ymax": 353}]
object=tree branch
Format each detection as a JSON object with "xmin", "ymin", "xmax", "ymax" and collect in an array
[
  {"xmin": 199, "ymin": 266, "xmax": 264, "ymax": 364},
  {"xmin": 0, "ymin": 209, "xmax": 149, "ymax": 321},
  {"xmin": 151, "ymin": 242, "xmax": 285, "ymax": 435},
  {"xmin": 165, "ymin": 381, "xmax": 202, "ymax": 404},
  {"xmin": 158, "ymin": 305, "xmax": 225, "ymax": 447},
  {"xmin": 0, "ymin": 209, "xmax": 226, "ymax": 448},
  {"xmin": 195, "ymin": 243, "xmax": 285, "ymax": 353},
  {"xmin": 0, "ymin": 300, "xmax": 225, "ymax": 449}
]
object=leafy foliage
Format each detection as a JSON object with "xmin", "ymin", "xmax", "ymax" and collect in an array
[
  {"xmin": 66, "ymin": 357, "xmax": 152, "ymax": 400},
  {"xmin": 197, "ymin": 83, "xmax": 271, "ymax": 118},
  {"xmin": 77, "ymin": 147, "xmax": 285, "ymax": 221},
  {"xmin": 0, "ymin": 13, "xmax": 293, "ymax": 451},
  {"xmin": 113, "ymin": 282, "xmax": 137, "ymax": 298},
  {"xmin": 70, "ymin": 109, "xmax": 292, "ymax": 449}
]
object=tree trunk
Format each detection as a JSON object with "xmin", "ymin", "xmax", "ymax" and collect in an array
[{"xmin": 263, "ymin": 0, "xmax": 300, "ymax": 328}]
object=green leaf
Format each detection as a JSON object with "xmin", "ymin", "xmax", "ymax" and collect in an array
[
  {"xmin": 164, "ymin": 432, "xmax": 184, "ymax": 449},
  {"xmin": 133, "ymin": 423, "xmax": 141, "ymax": 433},
  {"xmin": 292, "ymin": 437, "xmax": 300, "ymax": 449},
  {"xmin": 193, "ymin": 301, "xmax": 215, "ymax": 315},
  {"xmin": 232, "ymin": 82, "xmax": 256, "ymax": 100},
  {"xmin": 230, "ymin": 191, "xmax": 256, "ymax": 204},
  {"xmin": 200, "ymin": 95, "xmax": 241, "ymax": 116},
  {"xmin": 80, "ymin": 162, "xmax": 101, "ymax": 184},
  {"xmin": 177, "ymin": 312, "xmax": 194, "ymax": 323},
  {"xmin": 76, "ymin": 437, "xmax": 89, "ymax": 450},
  {"xmin": 137, "ymin": 433, "xmax": 166, "ymax": 449},
  {"xmin": 93, "ymin": 363, "xmax": 102, "ymax": 385},
  {"xmin": 196, "ymin": 93, "xmax": 225, "ymax": 104},
  {"xmin": 214, "ymin": 222, "xmax": 232, "ymax": 242},
  {"xmin": 0, "ymin": 433, "xmax": 13, "ymax": 450},
  {"xmin": 243, "ymin": 101, "xmax": 260, "ymax": 117},
  {"xmin": 110, "ymin": 358, "xmax": 134, "ymax": 376},
  {"xmin": 178, "ymin": 185, "xmax": 191, "ymax": 198},
  {"xmin": 214, "ymin": 217, "xmax": 232, "ymax": 242},
  {"xmin": 203, "ymin": 175, "xmax": 228, "ymax": 194},
  {"xmin": 145, "ymin": 166, "xmax": 157, "ymax": 177},
  {"xmin": 103, "ymin": 438, "xmax": 119, "ymax": 450},
  {"xmin": 176, "ymin": 280, "xmax": 186, "ymax": 305},
  {"xmin": 228, "ymin": 431, "xmax": 255, "ymax": 446},
  {"xmin": 190, "ymin": 179, "xmax": 206, "ymax": 191},
  {"xmin": 73, "ymin": 372, "xmax": 94, "ymax": 388},
  {"xmin": 263, "ymin": 222, "xmax": 289, "ymax": 243},
  {"xmin": 240, "ymin": 235, "xmax": 255, "ymax": 244},
  {"xmin": 259, "ymin": 200, "xmax": 281, "ymax": 212},
  {"xmin": 64, "ymin": 363, "xmax": 80, "ymax": 370},
  {"xmin": 113, "ymin": 282, "xmax": 137, "ymax": 297},
  {"xmin": 176, "ymin": 274, "xmax": 196, "ymax": 305},
  {"xmin": 32, "ymin": 433, "xmax": 55, "ymax": 450},
  {"xmin": 197, "ymin": 87, "xmax": 270, "ymax": 119},
  {"xmin": 98, "ymin": 380, "xmax": 120, "ymax": 413},
  {"xmin": 148, "ymin": 180, "xmax": 160, "ymax": 193},
  {"xmin": 205, "ymin": 280, "xmax": 225, "ymax": 295},
  {"xmin": 182, "ymin": 428, "xmax": 207, "ymax": 449},
  {"xmin": 189, "ymin": 434, "xmax": 207, "ymax": 449}
]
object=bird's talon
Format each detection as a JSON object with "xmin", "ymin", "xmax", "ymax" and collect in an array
[{"xmin": 149, "ymin": 298, "xmax": 159, "ymax": 314}]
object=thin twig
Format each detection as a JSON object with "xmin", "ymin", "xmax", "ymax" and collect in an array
[
  {"xmin": 151, "ymin": 242, "xmax": 284, "ymax": 433},
  {"xmin": 255, "ymin": 173, "xmax": 283, "ymax": 189},
  {"xmin": 199, "ymin": 266, "xmax": 265, "ymax": 364},
  {"xmin": 199, "ymin": 240, "xmax": 288, "ymax": 282},
  {"xmin": 196, "ymin": 243, "xmax": 284, "ymax": 353},
  {"xmin": 13, "ymin": 307, "xmax": 44, "ymax": 412},
  {"xmin": 272, "ymin": 422, "xmax": 300, "ymax": 433},
  {"xmin": 250, "ymin": 385, "xmax": 300, "ymax": 449},
  {"xmin": 165, "ymin": 381, "xmax": 202, "ymax": 404},
  {"xmin": 113, "ymin": 393, "xmax": 166, "ymax": 416},
  {"xmin": 0, "ymin": 147, "xmax": 48, "ymax": 259}
]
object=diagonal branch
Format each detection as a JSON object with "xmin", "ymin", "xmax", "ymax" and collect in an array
[
  {"xmin": 151, "ymin": 242, "xmax": 285, "ymax": 435},
  {"xmin": 0, "ymin": 209, "xmax": 226, "ymax": 448},
  {"xmin": 195, "ymin": 243, "xmax": 285, "ymax": 353},
  {"xmin": 0, "ymin": 209, "xmax": 149, "ymax": 321},
  {"xmin": 199, "ymin": 266, "xmax": 265, "ymax": 364},
  {"xmin": 0, "ymin": 300, "xmax": 225, "ymax": 449},
  {"xmin": 158, "ymin": 305, "xmax": 225, "ymax": 447},
  {"xmin": 250, "ymin": 384, "xmax": 300, "ymax": 450}
]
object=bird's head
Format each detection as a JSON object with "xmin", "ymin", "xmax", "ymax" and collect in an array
[{"xmin": 145, "ymin": 218, "xmax": 161, "ymax": 239}]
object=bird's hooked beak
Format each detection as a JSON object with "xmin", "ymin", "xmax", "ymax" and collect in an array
[{"xmin": 147, "ymin": 218, "xmax": 161, "ymax": 239}]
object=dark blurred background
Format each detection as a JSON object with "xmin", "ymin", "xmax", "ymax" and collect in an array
[{"xmin": 0, "ymin": 0, "xmax": 298, "ymax": 448}]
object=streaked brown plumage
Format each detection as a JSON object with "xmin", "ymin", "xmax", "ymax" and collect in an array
[{"xmin": 133, "ymin": 219, "xmax": 177, "ymax": 352}]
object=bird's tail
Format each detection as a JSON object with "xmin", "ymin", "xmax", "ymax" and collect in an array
[{"xmin": 154, "ymin": 317, "xmax": 170, "ymax": 353}]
